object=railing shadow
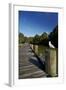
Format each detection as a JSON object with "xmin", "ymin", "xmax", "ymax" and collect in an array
[
  {"xmin": 29, "ymin": 45, "xmax": 46, "ymax": 72},
  {"xmin": 29, "ymin": 56, "xmax": 45, "ymax": 72}
]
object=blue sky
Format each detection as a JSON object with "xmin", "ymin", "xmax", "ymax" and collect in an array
[{"xmin": 19, "ymin": 11, "xmax": 58, "ymax": 37}]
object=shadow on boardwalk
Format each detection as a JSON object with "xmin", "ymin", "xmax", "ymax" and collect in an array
[
  {"xmin": 19, "ymin": 43, "xmax": 47, "ymax": 79},
  {"xmin": 29, "ymin": 56, "xmax": 45, "ymax": 71}
]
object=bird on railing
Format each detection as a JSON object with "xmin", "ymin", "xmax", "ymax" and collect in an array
[{"xmin": 49, "ymin": 41, "xmax": 55, "ymax": 48}]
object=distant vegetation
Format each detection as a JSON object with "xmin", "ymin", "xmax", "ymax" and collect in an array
[
  {"xmin": 32, "ymin": 32, "xmax": 48, "ymax": 46},
  {"xmin": 19, "ymin": 33, "xmax": 25, "ymax": 43},
  {"xmin": 19, "ymin": 25, "xmax": 58, "ymax": 48}
]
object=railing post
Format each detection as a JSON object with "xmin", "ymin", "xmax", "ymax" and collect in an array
[
  {"xmin": 45, "ymin": 48, "xmax": 58, "ymax": 77},
  {"xmin": 34, "ymin": 45, "xmax": 38, "ymax": 54},
  {"xmin": 30, "ymin": 44, "xmax": 33, "ymax": 50}
]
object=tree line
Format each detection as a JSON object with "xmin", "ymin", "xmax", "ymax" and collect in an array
[{"xmin": 19, "ymin": 25, "xmax": 58, "ymax": 48}]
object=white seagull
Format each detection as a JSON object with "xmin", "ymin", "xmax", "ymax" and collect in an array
[{"xmin": 49, "ymin": 41, "xmax": 55, "ymax": 48}]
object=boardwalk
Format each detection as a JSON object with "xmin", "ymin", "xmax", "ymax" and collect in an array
[{"xmin": 19, "ymin": 43, "xmax": 47, "ymax": 79}]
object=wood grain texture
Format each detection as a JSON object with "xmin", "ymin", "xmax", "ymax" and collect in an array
[{"xmin": 19, "ymin": 43, "xmax": 46, "ymax": 79}]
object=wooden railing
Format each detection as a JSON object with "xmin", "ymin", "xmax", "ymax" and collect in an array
[
  {"xmin": 30, "ymin": 44, "xmax": 58, "ymax": 77},
  {"xmin": 45, "ymin": 48, "xmax": 58, "ymax": 77}
]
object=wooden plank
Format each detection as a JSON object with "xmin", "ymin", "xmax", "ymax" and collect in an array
[{"xmin": 19, "ymin": 43, "xmax": 47, "ymax": 79}]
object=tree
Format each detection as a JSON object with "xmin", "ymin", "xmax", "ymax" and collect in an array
[
  {"xmin": 30, "ymin": 32, "xmax": 49, "ymax": 46},
  {"xmin": 49, "ymin": 25, "xmax": 58, "ymax": 48},
  {"xmin": 33, "ymin": 34, "xmax": 40, "ymax": 44},
  {"xmin": 39, "ymin": 32, "xmax": 48, "ymax": 46},
  {"xmin": 19, "ymin": 32, "xmax": 25, "ymax": 44},
  {"xmin": 28, "ymin": 37, "xmax": 33, "ymax": 44}
]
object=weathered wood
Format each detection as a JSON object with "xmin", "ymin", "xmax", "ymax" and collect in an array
[
  {"xmin": 19, "ymin": 43, "xmax": 47, "ymax": 79},
  {"xmin": 45, "ymin": 48, "xmax": 58, "ymax": 77},
  {"xmin": 30, "ymin": 44, "xmax": 33, "ymax": 50},
  {"xmin": 34, "ymin": 45, "xmax": 38, "ymax": 54}
]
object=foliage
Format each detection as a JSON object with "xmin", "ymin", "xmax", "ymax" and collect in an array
[
  {"xmin": 19, "ymin": 33, "xmax": 25, "ymax": 44},
  {"xmin": 27, "ymin": 37, "xmax": 33, "ymax": 44},
  {"xmin": 19, "ymin": 25, "xmax": 58, "ymax": 48},
  {"xmin": 39, "ymin": 32, "xmax": 48, "ymax": 46},
  {"xmin": 33, "ymin": 34, "xmax": 40, "ymax": 44},
  {"xmin": 49, "ymin": 25, "xmax": 58, "ymax": 48},
  {"xmin": 29, "ymin": 32, "xmax": 49, "ymax": 46}
]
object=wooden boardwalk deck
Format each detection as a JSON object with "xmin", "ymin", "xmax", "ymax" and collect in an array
[{"xmin": 19, "ymin": 43, "xmax": 47, "ymax": 79}]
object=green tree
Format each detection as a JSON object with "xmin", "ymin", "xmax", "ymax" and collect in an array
[
  {"xmin": 28, "ymin": 37, "xmax": 33, "ymax": 44},
  {"xmin": 49, "ymin": 25, "xmax": 58, "ymax": 48},
  {"xmin": 33, "ymin": 34, "xmax": 40, "ymax": 44},
  {"xmin": 19, "ymin": 32, "xmax": 25, "ymax": 44},
  {"xmin": 39, "ymin": 32, "xmax": 48, "ymax": 46}
]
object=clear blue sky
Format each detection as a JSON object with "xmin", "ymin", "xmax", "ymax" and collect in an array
[{"xmin": 19, "ymin": 11, "xmax": 58, "ymax": 37}]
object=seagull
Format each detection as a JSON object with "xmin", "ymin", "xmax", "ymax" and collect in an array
[{"xmin": 49, "ymin": 41, "xmax": 55, "ymax": 48}]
